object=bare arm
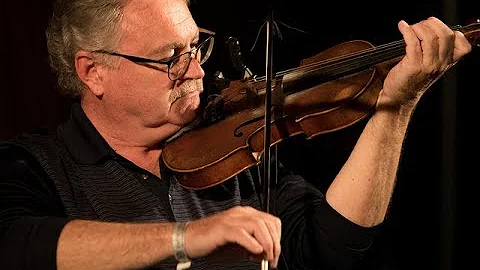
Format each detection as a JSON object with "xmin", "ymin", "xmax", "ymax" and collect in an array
[
  {"xmin": 56, "ymin": 205, "xmax": 282, "ymax": 270},
  {"xmin": 56, "ymin": 220, "xmax": 175, "ymax": 270},
  {"xmin": 325, "ymin": 17, "xmax": 472, "ymax": 227},
  {"xmin": 325, "ymin": 90, "xmax": 412, "ymax": 227}
]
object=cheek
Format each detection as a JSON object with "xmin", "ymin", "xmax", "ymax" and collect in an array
[
  {"xmin": 136, "ymin": 83, "xmax": 174, "ymax": 120},
  {"xmin": 104, "ymin": 69, "xmax": 174, "ymax": 120}
]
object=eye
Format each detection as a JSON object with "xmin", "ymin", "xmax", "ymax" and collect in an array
[
  {"xmin": 161, "ymin": 49, "xmax": 180, "ymax": 62},
  {"xmin": 190, "ymin": 37, "xmax": 200, "ymax": 49}
]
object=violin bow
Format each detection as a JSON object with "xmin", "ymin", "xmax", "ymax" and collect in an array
[{"xmin": 261, "ymin": 2, "xmax": 276, "ymax": 270}]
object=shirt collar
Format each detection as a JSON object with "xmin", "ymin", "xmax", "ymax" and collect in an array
[
  {"xmin": 59, "ymin": 102, "xmax": 176, "ymax": 181},
  {"xmin": 60, "ymin": 102, "xmax": 116, "ymax": 164}
]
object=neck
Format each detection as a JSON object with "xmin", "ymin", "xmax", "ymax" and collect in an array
[
  {"xmin": 115, "ymin": 146, "xmax": 163, "ymax": 177},
  {"xmin": 81, "ymin": 100, "xmax": 180, "ymax": 177}
]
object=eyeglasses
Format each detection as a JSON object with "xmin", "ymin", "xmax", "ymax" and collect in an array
[{"xmin": 93, "ymin": 29, "xmax": 215, "ymax": 81}]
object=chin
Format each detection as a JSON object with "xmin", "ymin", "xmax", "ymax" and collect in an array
[
  {"xmin": 169, "ymin": 92, "xmax": 201, "ymax": 125},
  {"xmin": 169, "ymin": 107, "xmax": 199, "ymax": 126}
]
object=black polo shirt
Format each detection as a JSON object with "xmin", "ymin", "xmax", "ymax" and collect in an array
[{"xmin": 0, "ymin": 102, "xmax": 379, "ymax": 269}]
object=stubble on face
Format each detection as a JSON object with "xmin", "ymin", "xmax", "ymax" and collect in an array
[{"xmin": 168, "ymin": 79, "xmax": 203, "ymax": 104}]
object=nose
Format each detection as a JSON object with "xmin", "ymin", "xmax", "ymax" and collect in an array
[{"xmin": 181, "ymin": 57, "xmax": 205, "ymax": 80}]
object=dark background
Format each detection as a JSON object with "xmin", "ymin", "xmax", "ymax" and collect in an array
[{"xmin": 1, "ymin": 0, "xmax": 479, "ymax": 269}]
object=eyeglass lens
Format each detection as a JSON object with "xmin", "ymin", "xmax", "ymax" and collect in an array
[{"xmin": 169, "ymin": 36, "xmax": 213, "ymax": 80}]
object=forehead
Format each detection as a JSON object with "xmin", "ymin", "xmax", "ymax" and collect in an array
[{"xmin": 119, "ymin": 0, "xmax": 197, "ymax": 52}]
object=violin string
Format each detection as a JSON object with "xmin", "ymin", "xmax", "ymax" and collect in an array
[
  {"xmin": 217, "ymin": 24, "xmax": 469, "ymax": 109},
  {"xmin": 242, "ymin": 23, "xmax": 468, "ymax": 86},
  {"xmin": 245, "ymin": 39, "xmax": 405, "ymax": 86},
  {"xmin": 212, "ymin": 40, "xmax": 405, "ymax": 111},
  {"xmin": 256, "ymin": 24, "xmax": 468, "ymax": 83},
  {"xmin": 290, "ymin": 23, "xmax": 466, "ymax": 73},
  {"xmin": 285, "ymin": 40, "xmax": 406, "ymax": 77}
]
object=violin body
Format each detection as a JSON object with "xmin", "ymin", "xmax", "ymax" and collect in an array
[
  {"xmin": 162, "ymin": 20, "xmax": 480, "ymax": 189},
  {"xmin": 163, "ymin": 41, "xmax": 398, "ymax": 189}
]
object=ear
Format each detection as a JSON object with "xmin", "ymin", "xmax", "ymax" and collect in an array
[{"xmin": 75, "ymin": 50, "xmax": 105, "ymax": 97}]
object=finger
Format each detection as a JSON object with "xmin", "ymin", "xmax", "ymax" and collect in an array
[
  {"xmin": 226, "ymin": 228, "xmax": 264, "ymax": 255},
  {"xmin": 410, "ymin": 19, "xmax": 439, "ymax": 68},
  {"xmin": 252, "ymin": 218, "xmax": 275, "ymax": 262},
  {"xmin": 252, "ymin": 212, "xmax": 281, "ymax": 268},
  {"xmin": 222, "ymin": 212, "xmax": 273, "ymax": 259},
  {"xmin": 453, "ymin": 30, "xmax": 473, "ymax": 62},
  {"xmin": 398, "ymin": 20, "xmax": 423, "ymax": 66},
  {"xmin": 264, "ymin": 218, "xmax": 281, "ymax": 268},
  {"xmin": 423, "ymin": 17, "xmax": 455, "ymax": 68},
  {"xmin": 241, "ymin": 207, "xmax": 280, "ymax": 265}
]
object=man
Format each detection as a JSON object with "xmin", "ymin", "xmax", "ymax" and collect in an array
[{"xmin": 0, "ymin": 0, "xmax": 472, "ymax": 269}]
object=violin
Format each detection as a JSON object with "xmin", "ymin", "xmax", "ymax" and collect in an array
[{"xmin": 163, "ymin": 20, "xmax": 480, "ymax": 190}]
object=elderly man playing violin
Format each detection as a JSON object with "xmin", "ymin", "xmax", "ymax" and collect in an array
[{"xmin": 0, "ymin": 0, "xmax": 473, "ymax": 269}]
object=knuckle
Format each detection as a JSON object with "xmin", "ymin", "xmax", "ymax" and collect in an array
[
  {"xmin": 276, "ymin": 244, "xmax": 282, "ymax": 255},
  {"xmin": 254, "ymin": 218, "xmax": 265, "ymax": 228},
  {"xmin": 263, "ymin": 239, "xmax": 273, "ymax": 249},
  {"xmin": 445, "ymin": 30, "xmax": 456, "ymax": 42},
  {"xmin": 424, "ymin": 33, "xmax": 437, "ymax": 44},
  {"xmin": 243, "ymin": 206, "xmax": 256, "ymax": 212},
  {"xmin": 275, "ymin": 217, "xmax": 282, "ymax": 226},
  {"xmin": 231, "ymin": 205, "xmax": 242, "ymax": 211},
  {"xmin": 426, "ymin": 65, "xmax": 441, "ymax": 75}
]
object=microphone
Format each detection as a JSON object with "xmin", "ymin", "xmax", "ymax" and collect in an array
[{"xmin": 226, "ymin": 36, "xmax": 253, "ymax": 80}]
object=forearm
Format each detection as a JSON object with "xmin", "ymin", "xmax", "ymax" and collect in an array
[
  {"xmin": 57, "ymin": 220, "xmax": 175, "ymax": 270},
  {"xmin": 275, "ymin": 174, "xmax": 379, "ymax": 269},
  {"xmin": 326, "ymin": 90, "xmax": 417, "ymax": 227}
]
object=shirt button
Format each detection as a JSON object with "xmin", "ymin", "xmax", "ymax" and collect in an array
[
  {"xmin": 168, "ymin": 194, "xmax": 172, "ymax": 202},
  {"xmin": 141, "ymin": 174, "xmax": 148, "ymax": 180}
]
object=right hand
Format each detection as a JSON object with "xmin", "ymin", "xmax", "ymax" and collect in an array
[{"xmin": 184, "ymin": 206, "xmax": 282, "ymax": 268}]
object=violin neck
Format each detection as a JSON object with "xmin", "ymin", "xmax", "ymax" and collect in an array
[
  {"xmin": 283, "ymin": 41, "xmax": 405, "ymax": 89},
  {"xmin": 278, "ymin": 20, "xmax": 480, "ymax": 93}
]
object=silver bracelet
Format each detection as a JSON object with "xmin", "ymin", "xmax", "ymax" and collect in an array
[{"xmin": 172, "ymin": 222, "xmax": 191, "ymax": 264}]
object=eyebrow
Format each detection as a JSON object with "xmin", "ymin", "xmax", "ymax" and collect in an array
[
  {"xmin": 147, "ymin": 42, "xmax": 181, "ymax": 59},
  {"xmin": 147, "ymin": 32, "xmax": 201, "ymax": 59}
]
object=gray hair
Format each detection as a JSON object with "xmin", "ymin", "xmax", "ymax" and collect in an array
[
  {"xmin": 46, "ymin": 0, "xmax": 192, "ymax": 99},
  {"xmin": 45, "ymin": 0, "xmax": 129, "ymax": 98}
]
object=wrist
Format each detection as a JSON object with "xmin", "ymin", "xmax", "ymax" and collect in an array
[
  {"xmin": 376, "ymin": 89, "xmax": 417, "ymax": 116},
  {"xmin": 172, "ymin": 221, "xmax": 191, "ymax": 264}
]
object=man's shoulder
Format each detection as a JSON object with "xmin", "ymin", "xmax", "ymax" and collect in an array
[{"xmin": 0, "ymin": 127, "xmax": 64, "ymax": 161}]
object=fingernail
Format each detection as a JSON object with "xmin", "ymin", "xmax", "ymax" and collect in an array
[{"xmin": 399, "ymin": 20, "xmax": 409, "ymax": 27}]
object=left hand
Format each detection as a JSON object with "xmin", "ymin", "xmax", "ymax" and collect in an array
[{"xmin": 382, "ymin": 17, "xmax": 472, "ymax": 108}]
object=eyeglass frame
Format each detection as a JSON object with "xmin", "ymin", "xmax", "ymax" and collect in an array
[{"xmin": 92, "ymin": 28, "xmax": 215, "ymax": 81}]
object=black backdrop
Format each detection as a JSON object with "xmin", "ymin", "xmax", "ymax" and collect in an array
[{"xmin": 1, "ymin": 0, "xmax": 479, "ymax": 269}]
